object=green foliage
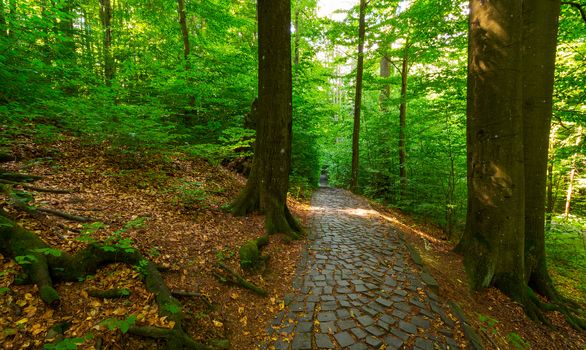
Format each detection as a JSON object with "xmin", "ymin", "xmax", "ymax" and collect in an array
[
  {"xmin": 507, "ymin": 332, "xmax": 530, "ymax": 350},
  {"xmin": 546, "ymin": 216, "xmax": 586, "ymax": 301},
  {"xmin": 173, "ymin": 181, "xmax": 208, "ymax": 208},
  {"xmin": 0, "ymin": 287, "xmax": 10, "ymax": 295},
  {"xmin": 124, "ymin": 217, "xmax": 147, "ymax": 230},
  {"xmin": 215, "ymin": 247, "xmax": 236, "ymax": 262},
  {"xmin": 43, "ymin": 334, "xmax": 93, "ymax": 350},
  {"xmin": 134, "ymin": 259, "xmax": 149, "ymax": 277},
  {"xmin": 31, "ymin": 248, "xmax": 62, "ymax": 257},
  {"xmin": 15, "ymin": 255, "xmax": 37, "ymax": 265},
  {"xmin": 100, "ymin": 315, "xmax": 137, "ymax": 334},
  {"xmin": 162, "ymin": 302, "xmax": 181, "ymax": 315}
]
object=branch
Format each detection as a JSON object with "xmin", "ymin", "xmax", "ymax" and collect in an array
[
  {"xmin": 214, "ymin": 263, "xmax": 268, "ymax": 297},
  {"xmin": 562, "ymin": 2, "xmax": 586, "ymax": 24}
]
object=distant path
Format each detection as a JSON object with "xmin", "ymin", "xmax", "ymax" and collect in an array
[{"xmin": 264, "ymin": 188, "xmax": 463, "ymax": 350}]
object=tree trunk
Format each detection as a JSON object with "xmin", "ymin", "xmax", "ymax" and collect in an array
[
  {"xmin": 177, "ymin": 0, "xmax": 196, "ymax": 121},
  {"xmin": 522, "ymin": 0, "xmax": 562, "ymax": 297},
  {"xmin": 564, "ymin": 127, "xmax": 582, "ymax": 219},
  {"xmin": 99, "ymin": 0, "xmax": 114, "ymax": 86},
  {"xmin": 294, "ymin": 6, "xmax": 300, "ymax": 66},
  {"xmin": 351, "ymin": 0, "xmax": 367, "ymax": 193},
  {"xmin": 232, "ymin": 0, "xmax": 300, "ymax": 237},
  {"xmin": 0, "ymin": 0, "xmax": 6, "ymax": 37},
  {"xmin": 379, "ymin": 52, "xmax": 390, "ymax": 108},
  {"xmin": 461, "ymin": 0, "xmax": 526, "ymax": 298},
  {"xmin": 398, "ymin": 39, "xmax": 409, "ymax": 200}
]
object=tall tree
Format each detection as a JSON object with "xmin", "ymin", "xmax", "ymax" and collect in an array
[
  {"xmin": 177, "ymin": 0, "xmax": 196, "ymax": 119},
  {"xmin": 398, "ymin": 38, "xmax": 410, "ymax": 199},
  {"xmin": 351, "ymin": 0, "xmax": 367, "ymax": 193},
  {"xmin": 232, "ymin": 0, "xmax": 301, "ymax": 237},
  {"xmin": 0, "ymin": 0, "xmax": 6, "ymax": 37},
  {"xmin": 460, "ymin": 0, "xmax": 585, "ymax": 327},
  {"xmin": 99, "ymin": 0, "xmax": 114, "ymax": 86}
]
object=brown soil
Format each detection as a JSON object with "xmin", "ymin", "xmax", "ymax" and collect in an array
[{"xmin": 0, "ymin": 136, "xmax": 308, "ymax": 349}]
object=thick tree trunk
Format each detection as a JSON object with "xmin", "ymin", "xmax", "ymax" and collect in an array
[
  {"xmin": 461, "ymin": 0, "xmax": 527, "ymax": 298},
  {"xmin": 522, "ymin": 0, "xmax": 561, "ymax": 295},
  {"xmin": 99, "ymin": 0, "xmax": 114, "ymax": 86},
  {"xmin": 398, "ymin": 39, "xmax": 409, "ymax": 200},
  {"xmin": 351, "ymin": 0, "xmax": 367, "ymax": 193},
  {"xmin": 232, "ymin": 0, "xmax": 300, "ymax": 237}
]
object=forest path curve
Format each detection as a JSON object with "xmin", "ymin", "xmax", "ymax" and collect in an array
[{"xmin": 264, "ymin": 188, "xmax": 464, "ymax": 350}]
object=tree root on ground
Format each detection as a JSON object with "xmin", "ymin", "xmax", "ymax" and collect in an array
[
  {"xmin": 0, "ymin": 214, "xmax": 215, "ymax": 349},
  {"xmin": 521, "ymin": 286, "xmax": 586, "ymax": 330},
  {"xmin": 213, "ymin": 262, "xmax": 267, "ymax": 297}
]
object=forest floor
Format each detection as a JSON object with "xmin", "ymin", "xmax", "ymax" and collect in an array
[{"xmin": 0, "ymin": 135, "xmax": 585, "ymax": 349}]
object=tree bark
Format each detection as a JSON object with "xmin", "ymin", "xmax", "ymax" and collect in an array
[
  {"xmin": 564, "ymin": 127, "xmax": 582, "ymax": 219},
  {"xmin": 461, "ymin": 0, "xmax": 527, "ymax": 298},
  {"xmin": 177, "ymin": 0, "xmax": 195, "ymax": 115},
  {"xmin": 294, "ymin": 6, "xmax": 300, "ymax": 66},
  {"xmin": 351, "ymin": 0, "xmax": 367, "ymax": 193},
  {"xmin": 398, "ymin": 39, "xmax": 409, "ymax": 200},
  {"xmin": 0, "ymin": 0, "xmax": 6, "ymax": 37},
  {"xmin": 379, "ymin": 52, "xmax": 390, "ymax": 108},
  {"xmin": 522, "ymin": 0, "xmax": 562, "ymax": 296},
  {"xmin": 99, "ymin": 0, "xmax": 114, "ymax": 86},
  {"xmin": 232, "ymin": 0, "xmax": 300, "ymax": 237}
]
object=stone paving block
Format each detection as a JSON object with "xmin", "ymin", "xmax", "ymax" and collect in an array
[
  {"xmin": 337, "ymin": 319, "xmax": 356, "ymax": 331},
  {"xmin": 395, "ymin": 302, "xmax": 412, "ymax": 313},
  {"xmin": 274, "ymin": 339, "xmax": 289, "ymax": 350},
  {"xmin": 376, "ymin": 297, "xmax": 393, "ymax": 308},
  {"xmin": 365, "ymin": 335, "xmax": 383, "ymax": 348},
  {"xmin": 317, "ymin": 312, "xmax": 336, "ymax": 322},
  {"xmin": 295, "ymin": 321, "xmax": 313, "ymax": 333},
  {"xmin": 392, "ymin": 309, "xmax": 408, "ymax": 319},
  {"xmin": 321, "ymin": 301, "xmax": 337, "ymax": 311},
  {"xmin": 411, "ymin": 316, "xmax": 431, "ymax": 329},
  {"xmin": 348, "ymin": 343, "xmax": 368, "ymax": 350},
  {"xmin": 319, "ymin": 321, "xmax": 335, "ymax": 334},
  {"xmin": 336, "ymin": 309, "xmax": 350, "ymax": 319},
  {"xmin": 334, "ymin": 331, "xmax": 355, "ymax": 348},
  {"xmin": 351, "ymin": 327, "xmax": 368, "ymax": 339},
  {"xmin": 365, "ymin": 325, "xmax": 385, "ymax": 337},
  {"xmin": 391, "ymin": 328, "xmax": 409, "ymax": 341},
  {"xmin": 291, "ymin": 332, "xmax": 311, "ymax": 350},
  {"xmin": 356, "ymin": 315, "xmax": 375, "ymax": 327},
  {"xmin": 383, "ymin": 335, "xmax": 404, "ymax": 349},
  {"xmin": 399, "ymin": 320, "xmax": 418, "ymax": 334},
  {"xmin": 321, "ymin": 295, "xmax": 335, "ymax": 302},
  {"xmin": 414, "ymin": 337, "xmax": 434, "ymax": 350},
  {"xmin": 315, "ymin": 333, "xmax": 335, "ymax": 349},
  {"xmin": 361, "ymin": 306, "xmax": 378, "ymax": 317}
]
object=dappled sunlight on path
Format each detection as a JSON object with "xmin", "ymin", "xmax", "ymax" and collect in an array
[{"xmin": 263, "ymin": 188, "xmax": 466, "ymax": 349}]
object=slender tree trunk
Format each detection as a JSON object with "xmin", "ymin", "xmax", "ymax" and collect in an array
[
  {"xmin": 232, "ymin": 0, "xmax": 300, "ymax": 237},
  {"xmin": 398, "ymin": 39, "xmax": 409, "ymax": 199},
  {"xmin": 545, "ymin": 125, "xmax": 559, "ymax": 227},
  {"xmin": 0, "ymin": 0, "xmax": 6, "ymax": 37},
  {"xmin": 379, "ymin": 53, "xmax": 390, "ymax": 108},
  {"xmin": 99, "ymin": 0, "xmax": 114, "ymax": 86},
  {"xmin": 294, "ymin": 6, "xmax": 300, "ymax": 66},
  {"xmin": 460, "ymin": 0, "xmax": 526, "ymax": 298},
  {"xmin": 564, "ymin": 127, "xmax": 582, "ymax": 219},
  {"xmin": 522, "ymin": 0, "xmax": 561, "ymax": 296},
  {"xmin": 177, "ymin": 0, "xmax": 196, "ymax": 120},
  {"xmin": 351, "ymin": 0, "xmax": 367, "ymax": 193}
]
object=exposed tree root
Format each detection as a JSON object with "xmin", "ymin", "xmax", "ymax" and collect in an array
[
  {"xmin": 0, "ymin": 179, "xmax": 72, "ymax": 194},
  {"xmin": 35, "ymin": 207, "xmax": 95, "ymax": 223},
  {"xmin": 213, "ymin": 262, "xmax": 267, "ymax": 297},
  {"xmin": 88, "ymin": 288, "xmax": 131, "ymax": 299},
  {"xmin": 0, "ymin": 214, "xmax": 215, "ymax": 349},
  {"xmin": 0, "ymin": 172, "xmax": 43, "ymax": 182}
]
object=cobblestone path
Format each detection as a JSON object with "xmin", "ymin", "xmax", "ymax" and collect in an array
[{"xmin": 265, "ymin": 188, "xmax": 463, "ymax": 350}]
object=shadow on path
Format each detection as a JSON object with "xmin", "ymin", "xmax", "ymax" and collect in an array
[{"xmin": 264, "ymin": 188, "xmax": 464, "ymax": 350}]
